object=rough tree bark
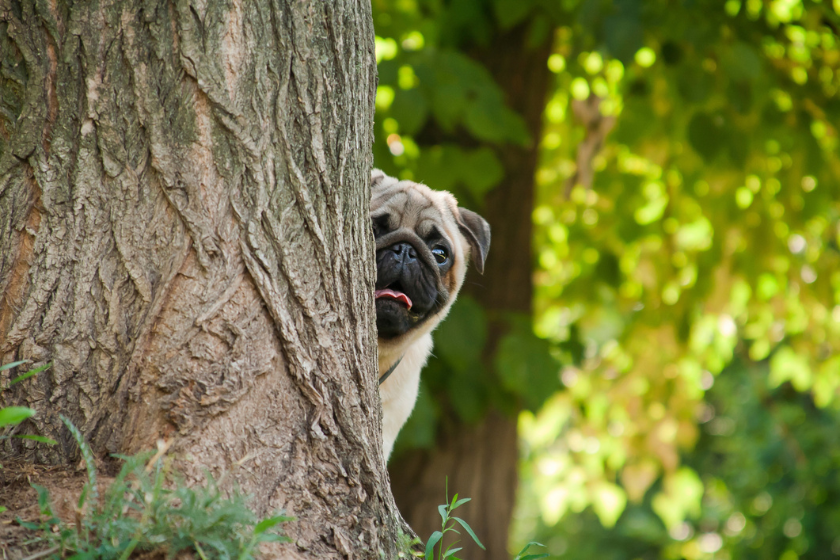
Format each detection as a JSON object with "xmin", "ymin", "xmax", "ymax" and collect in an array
[
  {"xmin": 389, "ymin": 24, "xmax": 554, "ymax": 560},
  {"xmin": 0, "ymin": 0, "xmax": 409, "ymax": 557}
]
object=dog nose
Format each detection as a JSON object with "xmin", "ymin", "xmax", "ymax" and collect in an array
[{"xmin": 391, "ymin": 242, "xmax": 417, "ymax": 262}]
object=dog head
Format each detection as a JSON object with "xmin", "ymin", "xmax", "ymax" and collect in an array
[{"xmin": 370, "ymin": 169, "xmax": 491, "ymax": 351}]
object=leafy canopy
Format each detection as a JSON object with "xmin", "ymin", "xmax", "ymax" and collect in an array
[{"xmin": 372, "ymin": 0, "xmax": 840, "ymax": 558}]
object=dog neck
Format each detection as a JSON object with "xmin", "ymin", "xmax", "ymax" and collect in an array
[{"xmin": 377, "ymin": 307, "xmax": 447, "ymax": 375}]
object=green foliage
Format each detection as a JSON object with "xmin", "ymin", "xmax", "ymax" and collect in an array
[
  {"xmin": 374, "ymin": 0, "xmax": 840, "ymax": 557},
  {"xmin": 495, "ymin": 317, "xmax": 563, "ymax": 412},
  {"xmin": 521, "ymin": 1, "xmax": 840, "ymax": 553},
  {"xmin": 512, "ymin": 541, "xmax": 549, "ymax": 560},
  {"xmin": 516, "ymin": 360, "xmax": 840, "ymax": 559},
  {"xmin": 0, "ymin": 406, "xmax": 35, "ymax": 428},
  {"xmin": 1, "ymin": 361, "xmax": 54, "ymax": 511},
  {"xmin": 0, "ymin": 361, "xmax": 56, "ymax": 467},
  {"xmin": 19, "ymin": 418, "xmax": 291, "ymax": 559},
  {"xmin": 424, "ymin": 481, "xmax": 485, "ymax": 560}
]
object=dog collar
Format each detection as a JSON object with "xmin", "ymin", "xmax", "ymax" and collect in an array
[{"xmin": 378, "ymin": 357, "xmax": 403, "ymax": 386}]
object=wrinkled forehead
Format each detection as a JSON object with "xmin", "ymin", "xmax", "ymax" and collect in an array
[{"xmin": 371, "ymin": 181, "xmax": 459, "ymax": 238}]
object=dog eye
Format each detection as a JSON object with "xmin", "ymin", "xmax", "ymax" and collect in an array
[
  {"xmin": 432, "ymin": 247, "xmax": 448, "ymax": 264},
  {"xmin": 372, "ymin": 215, "xmax": 390, "ymax": 237}
]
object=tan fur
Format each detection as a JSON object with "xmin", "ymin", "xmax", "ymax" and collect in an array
[{"xmin": 371, "ymin": 169, "xmax": 474, "ymax": 460}]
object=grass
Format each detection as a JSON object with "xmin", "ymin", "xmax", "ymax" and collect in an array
[
  {"xmin": 0, "ymin": 360, "xmax": 56, "ymax": 452},
  {"xmin": 0, "ymin": 361, "xmax": 56, "ymax": 490},
  {"xmin": 4, "ymin": 361, "xmax": 537, "ymax": 559},
  {"xmin": 20, "ymin": 417, "xmax": 291, "ymax": 559},
  {"xmin": 424, "ymin": 479, "xmax": 548, "ymax": 560},
  {"xmin": 2, "ymin": 360, "xmax": 291, "ymax": 558},
  {"xmin": 16, "ymin": 416, "xmax": 291, "ymax": 559}
]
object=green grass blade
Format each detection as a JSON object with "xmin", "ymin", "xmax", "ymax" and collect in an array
[
  {"xmin": 8, "ymin": 363, "xmax": 50, "ymax": 387},
  {"xmin": 117, "ymin": 538, "xmax": 141, "ymax": 560},
  {"xmin": 0, "ymin": 406, "xmax": 35, "ymax": 427},
  {"xmin": 60, "ymin": 415, "xmax": 98, "ymax": 504},
  {"xmin": 77, "ymin": 484, "xmax": 89, "ymax": 510},
  {"xmin": 254, "ymin": 514, "xmax": 293, "ymax": 535},
  {"xmin": 13, "ymin": 434, "xmax": 57, "ymax": 444},
  {"xmin": 0, "ymin": 360, "xmax": 28, "ymax": 372},
  {"xmin": 32, "ymin": 484, "xmax": 52, "ymax": 516},
  {"xmin": 193, "ymin": 541, "xmax": 210, "ymax": 560}
]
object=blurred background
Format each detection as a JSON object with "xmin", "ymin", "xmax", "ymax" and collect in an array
[{"xmin": 370, "ymin": 1, "xmax": 840, "ymax": 559}]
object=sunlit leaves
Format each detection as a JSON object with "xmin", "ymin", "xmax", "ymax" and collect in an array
[
  {"xmin": 769, "ymin": 346, "xmax": 812, "ymax": 391},
  {"xmin": 591, "ymin": 482, "xmax": 627, "ymax": 527},
  {"xmin": 525, "ymin": 0, "xmax": 840, "ymax": 546},
  {"xmin": 651, "ymin": 467, "xmax": 704, "ymax": 531},
  {"xmin": 372, "ymin": 0, "xmax": 840, "ymax": 556}
]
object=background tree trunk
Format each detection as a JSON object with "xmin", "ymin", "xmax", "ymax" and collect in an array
[
  {"xmin": 389, "ymin": 24, "xmax": 553, "ymax": 560},
  {"xmin": 0, "ymin": 0, "xmax": 409, "ymax": 557}
]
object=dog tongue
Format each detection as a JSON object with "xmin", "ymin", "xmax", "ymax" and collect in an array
[{"xmin": 375, "ymin": 289, "xmax": 413, "ymax": 310}]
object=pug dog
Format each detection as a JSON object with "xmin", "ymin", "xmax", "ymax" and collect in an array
[{"xmin": 371, "ymin": 169, "xmax": 491, "ymax": 460}]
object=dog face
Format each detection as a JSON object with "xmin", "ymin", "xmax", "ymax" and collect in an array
[{"xmin": 370, "ymin": 170, "xmax": 490, "ymax": 345}]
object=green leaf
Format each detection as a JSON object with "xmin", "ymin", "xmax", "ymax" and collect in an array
[
  {"xmin": 8, "ymin": 363, "xmax": 50, "ymax": 388},
  {"xmin": 254, "ymin": 514, "xmax": 293, "ymax": 535},
  {"xmin": 516, "ymin": 542, "xmax": 551, "ymax": 560},
  {"xmin": 77, "ymin": 484, "xmax": 88, "ymax": 510},
  {"xmin": 602, "ymin": 14, "xmax": 644, "ymax": 63},
  {"xmin": 438, "ymin": 504, "xmax": 448, "ymax": 524},
  {"xmin": 434, "ymin": 297, "xmax": 488, "ymax": 370},
  {"xmin": 389, "ymin": 88, "xmax": 429, "ymax": 135},
  {"xmin": 449, "ymin": 493, "xmax": 459, "ymax": 509},
  {"xmin": 722, "ymin": 42, "xmax": 762, "ymax": 82},
  {"xmin": 652, "ymin": 467, "xmax": 704, "ymax": 530},
  {"xmin": 461, "ymin": 147, "xmax": 504, "ymax": 201},
  {"xmin": 464, "ymin": 99, "xmax": 507, "ymax": 143},
  {"xmin": 0, "ymin": 406, "xmax": 35, "ymax": 427},
  {"xmin": 591, "ymin": 482, "xmax": 628, "ymax": 527},
  {"xmin": 13, "ymin": 434, "xmax": 56, "ymax": 445},
  {"xmin": 493, "ymin": 0, "xmax": 538, "ymax": 28},
  {"xmin": 769, "ymin": 347, "xmax": 812, "ymax": 391},
  {"xmin": 32, "ymin": 483, "xmax": 52, "ymax": 515},
  {"xmin": 425, "ymin": 531, "xmax": 443, "ymax": 559},
  {"xmin": 443, "ymin": 547, "xmax": 462, "ymax": 559},
  {"xmin": 16, "ymin": 518, "xmax": 41, "ymax": 530},
  {"xmin": 60, "ymin": 415, "xmax": 98, "ymax": 504},
  {"xmin": 687, "ymin": 112, "xmax": 729, "ymax": 161},
  {"xmin": 451, "ymin": 497, "xmax": 471, "ymax": 510},
  {"xmin": 494, "ymin": 317, "xmax": 561, "ymax": 411},
  {"xmin": 513, "ymin": 541, "xmax": 546, "ymax": 560},
  {"xmin": 431, "ymin": 84, "xmax": 468, "ymax": 131},
  {"xmin": 0, "ymin": 360, "xmax": 28, "ymax": 372},
  {"xmin": 451, "ymin": 517, "xmax": 485, "ymax": 550}
]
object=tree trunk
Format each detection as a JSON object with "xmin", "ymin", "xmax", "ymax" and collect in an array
[
  {"xmin": 390, "ymin": 24, "xmax": 553, "ymax": 560},
  {"xmin": 0, "ymin": 0, "xmax": 409, "ymax": 557}
]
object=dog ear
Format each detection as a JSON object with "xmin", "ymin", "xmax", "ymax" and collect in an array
[
  {"xmin": 457, "ymin": 208, "xmax": 491, "ymax": 274},
  {"xmin": 371, "ymin": 168, "xmax": 386, "ymax": 188}
]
